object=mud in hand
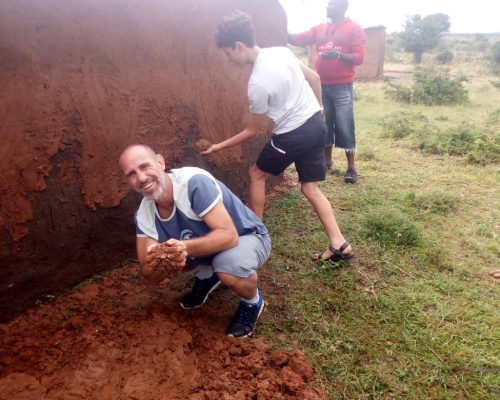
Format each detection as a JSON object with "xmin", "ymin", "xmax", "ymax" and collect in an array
[
  {"xmin": 192, "ymin": 138, "xmax": 211, "ymax": 152},
  {"xmin": 144, "ymin": 242, "xmax": 186, "ymax": 278}
]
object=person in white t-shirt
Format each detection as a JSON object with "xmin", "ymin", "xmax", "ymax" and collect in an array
[{"xmin": 201, "ymin": 11, "xmax": 353, "ymax": 263}]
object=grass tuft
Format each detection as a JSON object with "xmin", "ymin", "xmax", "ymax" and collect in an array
[
  {"xmin": 409, "ymin": 191, "xmax": 459, "ymax": 215},
  {"xmin": 362, "ymin": 209, "xmax": 422, "ymax": 248}
]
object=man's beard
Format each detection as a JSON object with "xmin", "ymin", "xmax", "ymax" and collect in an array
[{"xmin": 143, "ymin": 172, "xmax": 166, "ymax": 201}]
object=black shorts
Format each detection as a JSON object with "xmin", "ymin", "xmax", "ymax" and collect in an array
[{"xmin": 256, "ymin": 112, "xmax": 327, "ymax": 182}]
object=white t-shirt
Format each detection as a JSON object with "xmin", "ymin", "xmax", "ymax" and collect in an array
[{"xmin": 248, "ymin": 47, "xmax": 322, "ymax": 135}]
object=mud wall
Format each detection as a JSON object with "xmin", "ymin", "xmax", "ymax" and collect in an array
[
  {"xmin": 356, "ymin": 26, "xmax": 386, "ymax": 80},
  {"xmin": 0, "ymin": 0, "xmax": 287, "ymax": 321}
]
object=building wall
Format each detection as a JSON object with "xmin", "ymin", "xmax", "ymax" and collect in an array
[{"xmin": 356, "ymin": 26, "xmax": 386, "ymax": 80}]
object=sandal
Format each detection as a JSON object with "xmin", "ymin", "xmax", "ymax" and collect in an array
[{"xmin": 312, "ymin": 242, "xmax": 354, "ymax": 262}]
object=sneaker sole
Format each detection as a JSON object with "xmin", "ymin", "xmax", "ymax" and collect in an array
[
  {"xmin": 179, "ymin": 280, "xmax": 222, "ymax": 310},
  {"xmin": 227, "ymin": 301, "xmax": 265, "ymax": 339}
]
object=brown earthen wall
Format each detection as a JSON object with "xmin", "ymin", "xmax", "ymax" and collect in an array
[
  {"xmin": 0, "ymin": 0, "xmax": 287, "ymax": 321},
  {"xmin": 355, "ymin": 26, "xmax": 386, "ymax": 80}
]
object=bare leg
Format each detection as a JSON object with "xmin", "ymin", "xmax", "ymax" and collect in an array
[
  {"xmin": 248, "ymin": 164, "xmax": 270, "ymax": 219},
  {"xmin": 300, "ymin": 181, "xmax": 352, "ymax": 259},
  {"xmin": 217, "ymin": 272, "xmax": 258, "ymax": 300},
  {"xmin": 325, "ymin": 145, "xmax": 333, "ymax": 170},
  {"xmin": 346, "ymin": 150, "xmax": 355, "ymax": 171}
]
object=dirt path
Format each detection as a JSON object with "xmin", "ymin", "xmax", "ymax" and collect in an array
[{"xmin": 0, "ymin": 265, "xmax": 325, "ymax": 400}]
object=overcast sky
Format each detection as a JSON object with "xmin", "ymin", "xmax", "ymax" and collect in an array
[{"xmin": 279, "ymin": 0, "xmax": 499, "ymax": 34}]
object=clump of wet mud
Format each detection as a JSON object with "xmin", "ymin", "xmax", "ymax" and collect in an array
[
  {"xmin": 145, "ymin": 242, "xmax": 185, "ymax": 279},
  {"xmin": 193, "ymin": 138, "xmax": 212, "ymax": 153},
  {"xmin": 0, "ymin": 265, "xmax": 325, "ymax": 399}
]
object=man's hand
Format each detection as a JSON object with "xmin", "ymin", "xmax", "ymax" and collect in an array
[
  {"xmin": 162, "ymin": 238, "xmax": 188, "ymax": 268},
  {"xmin": 144, "ymin": 239, "xmax": 188, "ymax": 278},
  {"xmin": 320, "ymin": 50, "xmax": 341, "ymax": 60}
]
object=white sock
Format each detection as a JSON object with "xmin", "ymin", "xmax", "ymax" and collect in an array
[{"xmin": 243, "ymin": 291, "xmax": 260, "ymax": 305}]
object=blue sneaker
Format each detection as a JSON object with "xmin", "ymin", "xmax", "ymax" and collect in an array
[
  {"xmin": 180, "ymin": 275, "xmax": 221, "ymax": 309},
  {"xmin": 227, "ymin": 290, "xmax": 265, "ymax": 338}
]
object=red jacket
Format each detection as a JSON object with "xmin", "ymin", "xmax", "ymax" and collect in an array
[{"xmin": 290, "ymin": 18, "xmax": 366, "ymax": 85}]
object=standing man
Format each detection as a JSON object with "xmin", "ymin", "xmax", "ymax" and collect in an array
[
  {"xmin": 289, "ymin": 0, "xmax": 365, "ymax": 183},
  {"xmin": 119, "ymin": 144, "xmax": 271, "ymax": 338},
  {"xmin": 201, "ymin": 11, "xmax": 353, "ymax": 262}
]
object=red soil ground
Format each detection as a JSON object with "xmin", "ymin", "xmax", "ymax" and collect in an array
[{"xmin": 0, "ymin": 264, "xmax": 326, "ymax": 400}]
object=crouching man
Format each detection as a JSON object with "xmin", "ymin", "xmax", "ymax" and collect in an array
[{"xmin": 119, "ymin": 144, "xmax": 271, "ymax": 337}]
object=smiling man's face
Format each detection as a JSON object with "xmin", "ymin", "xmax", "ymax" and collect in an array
[{"xmin": 120, "ymin": 146, "xmax": 166, "ymax": 201}]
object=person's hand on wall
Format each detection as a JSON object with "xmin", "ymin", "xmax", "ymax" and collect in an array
[
  {"xmin": 193, "ymin": 138, "xmax": 221, "ymax": 155},
  {"xmin": 200, "ymin": 143, "xmax": 221, "ymax": 155}
]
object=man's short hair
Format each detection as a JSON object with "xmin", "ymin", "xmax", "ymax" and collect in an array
[
  {"xmin": 215, "ymin": 10, "xmax": 256, "ymax": 49},
  {"xmin": 119, "ymin": 144, "xmax": 158, "ymax": 169},
  {"xmin": 122, "ymin": 144, "xmax": 156, "ymax": 159}
]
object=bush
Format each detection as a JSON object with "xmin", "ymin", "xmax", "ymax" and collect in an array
[
  {"xmin": 435, "ymin": 49, "xmax": 454, "ymax": 64},
  {"xmin": 379, "ymin": 110, "xmax": 500, "ymax": 165},
  {"xmin": 378, "ymin": 111, "xmax": 429, "ymax": 138},
  {"xmin": 466, "ymin": 134, "xmax": 500, "ymax": 164},
  {"xmin": 362, "ymin": 210, "xmax": 422, "ymax": 248},
  {"xmin": 412, "ymin": 124, "xmax": 476, "ymax": 155},
  {"xmin": 413, "ymin": 69, "xmax": 468, "ymax": 105},
  {"xmin": 385, "ymin": 68, "xmax": 469, "ymax": 105},
  {"xmin": 410, "ymin": 123, "xmax": 500, "ymax": 164},
  {"xmin": 384, "ymin": 82, "xmax": 413, "ymax": 103}
]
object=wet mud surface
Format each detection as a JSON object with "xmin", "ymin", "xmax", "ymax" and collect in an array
[{"xmin": 0, "ymin": 265, "xmax": 325, "ymax": 399}]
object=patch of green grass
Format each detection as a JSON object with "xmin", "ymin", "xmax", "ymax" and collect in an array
[
  {"xmin": 273, "ymin": 190, "xmax": 301, "ymax": 209},
  {"xmin": 357, "ymin": 148, "xmax": 377, "ymax": 161},
  {"xmin": 261, "ymin": 50, "xmax": 499, "ymax": 398},
  {"xmin": 362, "ymin": 208, "xmax": 422, "ymax": 248},
  {"xmin": 409, "ymin": 191, "xmax": 459, "ymax": 215},
  {"xmin": 378, "ymin": 111, "xmax": 430, "ymax": 138}
]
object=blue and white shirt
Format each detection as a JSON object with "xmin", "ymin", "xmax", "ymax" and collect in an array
[{"xmin": 135, "ymin": 167, "xmax": 267, "ymax": 246}]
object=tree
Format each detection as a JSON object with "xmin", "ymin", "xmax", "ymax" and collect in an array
[{"xmin": 399, "ymin": 13, "xmax": 450, "ymax": 64}]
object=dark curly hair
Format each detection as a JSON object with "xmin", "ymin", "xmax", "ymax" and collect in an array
[{"xmin": 215, "ymin": 10, "xmax": 256, "ymax": 49}]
